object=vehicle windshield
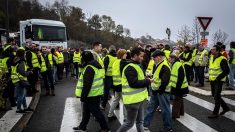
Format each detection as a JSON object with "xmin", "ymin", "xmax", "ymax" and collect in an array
[{"xmin": 32, "ymin": 25, "xmax": 66, "ymax": 41}]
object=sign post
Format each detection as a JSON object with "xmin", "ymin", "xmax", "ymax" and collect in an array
[{"xmin": 197, "ymin": 17, "xmax": 213, "ymax": 45}]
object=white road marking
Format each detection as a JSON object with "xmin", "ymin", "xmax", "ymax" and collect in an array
[
  {"xmin": 0, "ymin": 97, "xmax": 32, "ymax": 132},
  {"xmin": 185, "ymin": 94, "xmax": 235, "ymax": 121},
  {"xmin": 60, "ymin": 97, "xmax": 81, "ymax": 132}
]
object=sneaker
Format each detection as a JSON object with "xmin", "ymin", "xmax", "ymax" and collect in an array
[
  {"xmin": 144, "ymin": 126, "xmax": 149, "ymax": 131},
  {"xmin": 73, "ymin": 126, "xmax": 87, "ymax": 132},
  {"xmin": 159, "ymin": 128, "xmax": 173, "ymax": 132},
  {"xmin": 208, "ymin": 114, "xmax": 219, "ymax": 118},
  {"xmin": 100, "ymin": 105, "xmax": 105, "ymax": 110},
  {"xmin": 220, "ymin": 108, "xmax": 230, "ymax": 115},
  {"xmin": 16, "ymin": 110, "xmax": 27, "ymax": 113}
]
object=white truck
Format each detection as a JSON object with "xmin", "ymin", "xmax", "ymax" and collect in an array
[{"xmin": 19, "ymin": 19, "xmax": 67, "ymax": 49}]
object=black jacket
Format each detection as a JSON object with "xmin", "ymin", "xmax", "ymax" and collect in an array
[
  {"xmin": 124, "ymin": 60, "xmax": 151, "ymax": 89},
  {"xmin": 171, "ymin": 60, "xmax": 189, "ymax": 96},
  {"xmin": 152, "ymin": 60, "xmax": 171, "ymax": 95},
  {"xmin": 80, "ymin": 60, "xmax": 103, "ymax": 102}
]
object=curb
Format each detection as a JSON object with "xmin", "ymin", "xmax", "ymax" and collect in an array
[{"xmin": 10, "ymin": 81, "xmax": 41, "ymax": 132}]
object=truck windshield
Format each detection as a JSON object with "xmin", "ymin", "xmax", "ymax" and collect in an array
[{"xmin": 32, "ymin": 25, "xmax": 66, "ymax": 41}]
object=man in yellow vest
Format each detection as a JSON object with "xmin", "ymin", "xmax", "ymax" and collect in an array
[
  {"xmin": 74, "ymin": 51, "xmax": 109, "ymax": 132},
  {"xmin": 169, "ymin": 53, "xmax": 189, "ymax": 120},
  {"xmin": 194, "ymin": 45, "xmax": 208, "ymax": 87},
  {"xmin": 228, "ymin": 42, "xmax": 235, "ymax": 90},
  {"xmin": 56, "ymin": 47, "xmax": 64, "ymax": 80},
  {"xmin": 92, "ymin": 42, "xmax": 104, "ymax": 68},
  {"xmin": 208, "ymin": 45, "xmax": 230, "ymax": 118},
  {"xmin": 101, "ymin": 45, "xmax": 117, "ymax": 109},
  {"xmin": 143, "ymin": 50, "xmax": 172, "ymax": 132},
  {"xmin": 26, "ymin": 43, "xmax": 40, "ymax": 94},
  {"xmin": 73, "ymin": 48, "xmax": 81, "ymax": 79},
  {"xmin": 117, "ymin": 47, "xmax": 151, "ymax": 132}
]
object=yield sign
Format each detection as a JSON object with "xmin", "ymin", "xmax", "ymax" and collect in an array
[{"xmin": 197, "ymin": 17, "xmax": 213, "ymax": 31}]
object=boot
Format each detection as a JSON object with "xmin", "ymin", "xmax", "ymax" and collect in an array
[{"xmin": 51, "ymin": 90, "xmax": 55, "ymax": 96}]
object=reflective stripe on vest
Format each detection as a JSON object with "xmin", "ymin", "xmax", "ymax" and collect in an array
[
  {"xmin": 209, "ymin": 55, "xmax": 226, "ymax": 81},
  {"xmin": 75, "ymin": 65, "xmax": 105, "ymax": 97},
  {"xmin": 112, "ymin": 59, "xmax": 121, "ymax": 86},
  {"xmin": 94, "ymin": 52, "xmax": 104, "ymax": 68},
  {"xmin": 31, "ymin": 52, "xmax": 40, "ymax": 68},
  {"xmin": 145, "ymin": 59, "xmax": 154, "ymax": 75},
  {"xmin": 40, "ymin": 55, "xmax": 47, "ymax": 72},
  {"xmin": 151, "ymin": 60, "xmax": 171, "ymax": 92},
  {"xmin": 11, "ymin": 62, "xmax": 27, "ymax": 84},
  {"xmin": 122, "ymin": 63, "xmax": 148, "ymax": 105},
  {"xmin": 198, "ymin": 49, "xmax": 208, "ymax": 65},
  {"xmin": 73, "ymin": 52, "xmax": 81, "ymax": 63},
  {"xmin": 170, "ymin": 61, "xmax": 188, "ymax": 89},
  {"xmin": 106, "ymin": 55, "xmax": 117, "ymax": 76}
]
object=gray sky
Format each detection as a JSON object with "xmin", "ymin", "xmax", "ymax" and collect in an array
[{"xmin": 40, "ymin": 0, "xmax": 235, "ymax": 44}]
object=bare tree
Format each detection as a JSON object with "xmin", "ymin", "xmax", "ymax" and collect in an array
[
  {"xmin": 177, "ymin": 25, "xmax": 192, "ymax": 45},
  {"xmin": 212, "ymin": 29, "xmax": 229, "ymax": 45},
  {"xmin": 191, "ymin": 17, "xmax": 202, "ymax": 44},
  {"xmin": 124, "ymin": 28, "xmax": 131, "ymax": 37}
]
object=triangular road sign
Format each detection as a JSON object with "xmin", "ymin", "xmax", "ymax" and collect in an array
[{"xmin": 197, "ymin": 17, "xmax": 213, "ymax": 31}]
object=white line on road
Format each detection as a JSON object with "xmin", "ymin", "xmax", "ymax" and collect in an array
[
  {"xmin": 0, "ymin": 97, "xmax": 32, "ymax": 132},
  {"xmin": 185, "ymin": 94, "xmax": 235, "ymax": 121},
  {"xmin": 60, "ymin": 97, "xmax": 81, "ymax": 132}
]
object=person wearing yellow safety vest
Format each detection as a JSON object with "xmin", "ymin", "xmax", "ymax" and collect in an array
[
  {"xmin": 143, "ymin": 50, "xmax": 172, "ymax": 132},
  {"xmin": 50, "ymin": 48, "xmax": 58, "ymax": 84},
  {"xmin": 164, "ymin": 44, "xmax": 171, "ymax": 60},
  {"xmin": 194, "ymin": 45, "xmax": 208, "ymax": 87},
  {"xmin": 56, "ymin": 47, "xmax": 64, "ymax": 80},
  {"xmin": 11, "ymin": 48, "xmax": 34, "ymax": 113},
  {"xmin": 73, "ymin": 51, "xmax": 109, "ymax": 132},
  {"xmin": 101, "ymin": 45, "xmax": 117, "ymax": 109},
  {"xmin": 191, "ymin": 46, "xmax": 198, "ymax": 83},
  {"xmin": 117, "ymin": 47, "xmax": 151, "ymax": 132},
  {"xmin": 179, "ymin": 45, "xmax": 193, "ymax": 85},
  {"xmin": 92, "ymin": 42, "xmax": 104, "ymax": 68},
  {"xmin": 208, "ymin": 45, "xmax": 230, "ymax": 118},
  {"xmin": 228, "ymin": 42, "xmax": 235, "ymax": 90},
  {"xmin": 26, "ymin": 43, "xmax": 40, "ymax": 94},
  {"xmin": 108, "ymin": 49, "xmax": 128, "ymax": 121},
  {"xmin": 169, "ymin": 53, "xmax": 189, "ymax": 120},
  {"xmin": 63, "ymin": 48, "xmax": 70, "ymax": 78},
  {"xmin": 39, "ymin": 47, "xmax": 55, "ymax": 96},
  {"xmin": 0, "ymin": 43, "xmax": 17, "ymax": 107},
  {"xmin": 73, "ymin": 48, "xmax": 81, "ymax": 79}
]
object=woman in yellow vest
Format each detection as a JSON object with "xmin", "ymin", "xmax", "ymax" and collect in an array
[
  {"xmin": 11, "ymin": 48, "xmax": 33, "ymax": 113},
  {"xmin": 169, "ymin": 53, "xmax": 189, "ymax": 120},
  {"xmin": 74, "ymin": 51, "xmax": 109, "ymax": 132},
  {"xmin": 73, "ymin": 48, "xmax": 81, "ymax": 79},
  {"xmin": 108, "ymin": 49, "xmax": 127, "ymax": 121}
]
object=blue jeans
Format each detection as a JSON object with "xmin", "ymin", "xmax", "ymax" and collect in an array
[
  {"xmin": 144, "ymin": 93, "xmax": 172, "ymax": 129},
  {"xmin": 229, "ymin": 64, "xmax": 235, "ymax": 88},
  {"xmin": 15, "ymin": 83, "xmax": 27, "ymax": 111}
]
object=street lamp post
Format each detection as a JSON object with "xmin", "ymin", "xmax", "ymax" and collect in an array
[
  {"xmin": 6, "ymin": 0, "xmax": 9, "ymax": 39},
  {"xmin": 166, "ymin": 28, "xmax": 171, "ymax": 41}
]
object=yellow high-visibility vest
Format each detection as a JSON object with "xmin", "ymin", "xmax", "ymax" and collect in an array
[{"xmin": 209, "ymin": 55, "xmax": 226, "ymax": 82}]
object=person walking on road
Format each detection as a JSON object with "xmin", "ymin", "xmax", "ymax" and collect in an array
[
  {"xmin": 143, "ymin": 50, "xmax": 172, "ymax": 132},
  {"xmin": 208, "ymin": 45, "xmax": 230, "ymax": 118},
  {"xmin": 227, "ymin": 42, "xmax": 235, "ymax": 90},
  {"xmin": 74, "ymin": 51, "xmax": 109, "ymax": 132},
  {"xmin": 117, "ymin": 47, "xmax": 151, "ymax": 132}
]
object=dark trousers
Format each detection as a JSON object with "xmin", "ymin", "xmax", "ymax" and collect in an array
[
  {"xmin": 195, "ymin": 66, "xmax": 205, "ymax": 85},
  {"xmin": 41, "ymin": 70, "xmax": 54, "ymax": 91},
  {"xmin": 172, "ymin": 96, "xmax": 184, "ymax": 118},
  {"xmin": 79, "ymin": 99, "xmax": 109, "ymax": 130},
  {"xmin": 210, "ymin": 81, "xmax": 229, "ymax": 115},
  {"xmin": 73, "ymin": 63, "xmax": 79, "ymax": 79},
  {"xmin": 6, "ymin": 80, "xmax": 16, "ymax": 106},
  {"xmin": 64, "ymin": 62, "xmax": 70, "ymax": 78},
  {"xmin": 101, "ymin": 76, "xmax": 113, "ymax": 108},
  {"xmin": 184, "ymin": 65, "xmax": 191, "ymax": 85},
  {"xmin": 57, "ymin": 64, "xmax": 64, "ymax": 80},
  {"xmin": 27, "ymin": 68, "xmax": 39, "ymax": 94}
]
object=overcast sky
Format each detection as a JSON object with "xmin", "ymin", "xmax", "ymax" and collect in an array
[{"xmin": 40, "ymin": 0, "xmax": 235, "ymax": 44}]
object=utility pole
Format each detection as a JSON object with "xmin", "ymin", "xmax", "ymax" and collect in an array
[{"xmin": 6, "ymin": 0, "xmax": 9, "ymax": 39}]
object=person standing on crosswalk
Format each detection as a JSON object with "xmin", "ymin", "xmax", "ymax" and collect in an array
[
  {"xmin": 208, "ymin": 45, "xmax": 230, "ymax": 118},
  {"xmin": 117, "ymin": 47, "xmax": 151, "ymax": 132},
  {"xmin": 169, "ymin": 53, "xmax": 189, "ymax": 120},
  {"xmin": 74, "ymin": 51, "xmax": 109, "ymax": 132},
  {"xmin": 143, "ymin": 50, "xmax": 172, "ymax": 132}
]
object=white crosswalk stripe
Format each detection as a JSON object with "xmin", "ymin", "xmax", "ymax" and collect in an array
[{"xmin": 60, "ymin": 94, "xmax": 235, "ymax": 132}]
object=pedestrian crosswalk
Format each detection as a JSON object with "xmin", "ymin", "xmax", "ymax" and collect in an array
[{"xmin": 60, "ymin": 94, "xmax": 235, "ymax": 132}]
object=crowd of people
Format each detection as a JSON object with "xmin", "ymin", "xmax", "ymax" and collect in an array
[
  {"xmin": 1, "ymin": 38, "xmax": 234, "ymax": 132},
  {"xmin": 74, "ymin": 41, "xmax": 234, "ymax": 132}
]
